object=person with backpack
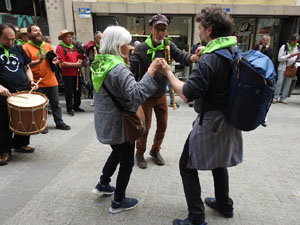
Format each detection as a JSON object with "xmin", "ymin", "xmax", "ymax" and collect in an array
[
  {"xmin": 56, "ymin": 30, "xmax": 84, "ymax": 116},
  {"xmin": 159, "ymin": 6, "xmax": 243, "ymax": 225},
  {"xmin": 273, "ymin": 33, "xmax": 300, "ymax": 104},
  {"xmin": 84, "ymin": 31, "xmax": 102, "ymax": 106}
]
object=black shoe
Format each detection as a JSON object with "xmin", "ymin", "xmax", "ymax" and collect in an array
[
  {"xmin": 14, "ymin": 146, "xmax": 35, "ymax": 153},
  {"xmin": 173, "ymin": 218, "xmax": 207, "ymax": 225},
  {"xmin": 42, "ymin": 128, "xmax": 48, "ymax": 134},
  {"xmin": 149, "ymin": 151, "xmax": 165, "ymax": 165},
  {"xmin": 205, "ymin": 197, "xmax": 234, "ymax": 218},
  {"xmin": 56, "ymin": 123, "xmax": 71, "ymax": 130},
  {"xmin": 67, "ymin": 110, "xmax": 74, "ymax": 116},
  {"xmin": 136, "ymin": 154, "xmax": 147, "ymax": 169},
  {"xmin": 0, "ymin": 153, "xmax": 10, "ymax": 166},
  {"xmin": 74, "ymin": 107, "xmax": 85, "ymax": 112}
]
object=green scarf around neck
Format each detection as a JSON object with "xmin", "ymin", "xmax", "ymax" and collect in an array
[
  {"xmin": 91, "ymin": 54, "xmax": 127, "ymax": 93},
  {"xmin": 145, "ymin": 35, "xmax": 165, "ymax": 61},
  {"xmin": 0, "ymin": 43, "xmax": 13, "ymax": 63},
  {"xmin": 201, "ymin": 36, "xmax": 237, "ymax": 55},
  {"xmin": 95, "ymin": 42, "xmax": 100, "ymax": 49},
  {"xmin": 28, "ymin": 40, "xmax": 46, "ymax": 55},
  {"xmin": 287, "ymin": 42, "xmax": 299, "ymax": 53},
  {"xmin": 60, "ymin": 41, "xmax": 74, "ymax": 52},
  {"xmin": 17, "ymin": 39, "xmax": 27, "ymax": 45}
]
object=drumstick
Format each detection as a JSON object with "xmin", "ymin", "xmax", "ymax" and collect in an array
[{"xmin": 27, "ymin": 78, "xmax": 42, "ymax": 97}]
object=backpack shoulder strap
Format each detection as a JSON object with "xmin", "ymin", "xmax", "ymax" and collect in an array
[
  {"xmin": 214, "ymin": 48, "xmax": 234, "ymax": 61},
  {"xmin": 59, "ymin": 44, "xmax": 68, "ymax": 56}
]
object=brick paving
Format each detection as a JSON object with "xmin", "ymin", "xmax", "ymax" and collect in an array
[{"xmin": 1, "ymin": 92, "xmax": 300, "ymax": 225}]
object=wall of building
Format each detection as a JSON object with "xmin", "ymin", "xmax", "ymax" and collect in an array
[
  {"xmin": 45, "ymin": 0, "xmax": 74, "ymax": 46},
  {"xmin": 73, "ymin": 0, "xmax": 298, "ymax": 6}
]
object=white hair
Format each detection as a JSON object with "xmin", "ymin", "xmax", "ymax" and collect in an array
[{"xmin": 100, "ymin": 26, "xmax": 132, "ymax": 58}]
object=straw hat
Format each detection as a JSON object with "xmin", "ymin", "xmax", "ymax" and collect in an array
[
  {"xmin": 19, "ymin": 28, "xmax": 27, "ymax": 34},
  {"xmin": 17, "ymin": 28, "xmax": 28, "ymax": 38},
  {"xmin": 58, "ymin": 29, "xmax": 74, "ymax": 40}
]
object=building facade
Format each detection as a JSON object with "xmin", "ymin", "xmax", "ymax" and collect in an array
[{"xmin": 46, "ymin": 0, "xmax": 300, "ymax": 74}]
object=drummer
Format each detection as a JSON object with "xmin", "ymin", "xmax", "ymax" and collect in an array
[{"xmin": 0, "ymin": 23, "xmax": 38, "ymax": 166}]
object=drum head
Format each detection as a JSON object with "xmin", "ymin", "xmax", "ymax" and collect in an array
[{"xmin": 7, "ymin": 92, "xmax": 47, "ymax": 108}]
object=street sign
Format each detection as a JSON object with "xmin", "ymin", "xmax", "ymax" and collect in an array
[
  {"xmin": 223, "ymin": 8, "xmax": 231, "ymax": 13},
  {"xmin": 79, "ymin": 8, "xmax": 91, "ymax": 18}
]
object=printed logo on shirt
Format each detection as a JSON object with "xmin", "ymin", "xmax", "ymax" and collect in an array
[{"xmin": 0, "ymin": 53, "xmax": 20, "ymax": 72}]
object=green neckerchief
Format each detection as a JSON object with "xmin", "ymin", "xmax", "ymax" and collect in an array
[
  {"xmin": 145, "ymin": 35, "xmax": 165, "ymax": 61},
  {"xmin": 287, "ymin": 42, "xmax": 299, "ymax": 53},
  {"xmin": 0, "ymin": 43, "xmax": 13, "ymax": 63},
  {"xmin": 60, "ymin": 41, "xmax": 74, "ymax": 53},
  {"xmin": 91, "ymin": 54, "xmax": 127, "ymax": 93},
  {"xmin": 201, "ymin": 36, "xmax": 237, "ymax": 55},
  {"xmin": 17, "ymin": 39, "xmax": 27, "ymax": 45},
  {"xmin": 28, "ymin": 40, "xmax": 46, "ymax": 55},
  {"xmin": 95, "ymin": 42, "xmax": 100, "ymax": 49}
]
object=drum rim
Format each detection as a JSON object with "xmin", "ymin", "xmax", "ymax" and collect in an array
[{"xmin": 7, "ymin": 90, "xmax": 49, "ymax": 108}]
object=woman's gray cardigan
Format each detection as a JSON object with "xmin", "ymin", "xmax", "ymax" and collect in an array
[{"xmin": 94, "ymin": 63, "xmax": 159, "ymax": 145}]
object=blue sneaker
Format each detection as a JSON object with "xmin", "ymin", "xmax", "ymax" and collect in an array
[
  {"xmin": 173, "ymin": 218, "xmax": 207, "ymax": 225},
  {"xmin": 92, "ymin": 182, "xmax": 115, "ymax": 196},
  {"xmin": 109, "ymin": 197, "xmax": 138, "ymax": 214}
]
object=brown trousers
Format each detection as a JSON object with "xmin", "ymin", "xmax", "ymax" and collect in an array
[{"xmin": 136, "ymin": 94, "xmax": 168, "ymax": 155}]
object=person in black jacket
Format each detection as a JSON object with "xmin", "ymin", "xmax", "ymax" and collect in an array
[
  {"xmin": 160, "ymin": 6, "xmax": 243, "ymax": 225},
  {"xmin": 130, "ymin": 14, "xmax": 201, "ymax": 169},
  {"xmin": 253, "ymin": 35, "xmax": 273, "ymax": 60}
]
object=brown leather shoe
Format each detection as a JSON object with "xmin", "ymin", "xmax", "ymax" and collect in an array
[
  {"xmin": 136, "ymin": 154, "xmax": 147, "ymax": 169},
  {"xmin": 14, "ymin": 146, "xmax": 35, "ymax": 153},
  {"xmin": 149, "ymin": 151, "xmax": 165, "ymax": 165},
  {"xmin": 0, "ymin": 153, "xmax": 10, "ymax": 166}
]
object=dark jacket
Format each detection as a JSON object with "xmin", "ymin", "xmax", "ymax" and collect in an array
[
  {"xmin": 253, "ymin": 44, "xmax": 273, "ymax": 60},
  {"xmin": 183, "ymin": 50, "xmax": 232, "ymax": 113},
  {"xmin": 130, "ymin": 41, "xmax": 192, "ymax": 98}
]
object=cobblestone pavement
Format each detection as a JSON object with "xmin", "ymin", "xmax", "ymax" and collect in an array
[{"xmin": 1, "ymin": 92, "xmax": 300, "ymax": 225}]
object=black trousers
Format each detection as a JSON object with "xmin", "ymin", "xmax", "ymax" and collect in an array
[
  {"xmin": 100, "ymin": 142, "xmax": 135, "ymax": 202},
  {"xmin": 63, "ymin": 76, "xmax": 81, "ymax": 112},
  {"xmin": 0, "ymin": 95, "xmax": 30, "ymax": 154},
  {"xmin": 38, "ymin": 86, "xmax": 64, "ymax": 126},
  {"xmin": 179, "ymin": 135, "xmax": 233, "ymax": 224}
]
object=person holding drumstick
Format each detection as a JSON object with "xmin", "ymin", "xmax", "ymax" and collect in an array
[
  {"xmin": 23, "ymin": 24, "xmax": 71, "ymax": 133},
  {"xmin": 0, "ymin": 23, "xmax": 39, "ymax": 166}
]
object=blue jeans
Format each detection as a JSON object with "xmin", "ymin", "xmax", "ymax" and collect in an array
[
  {"xmin": 273, "ymin": 70, "xmax": 293, "ymax": 102},
  {"xmin": 168, "ymin": 82, "xmax": 174, "ymax": 104}
]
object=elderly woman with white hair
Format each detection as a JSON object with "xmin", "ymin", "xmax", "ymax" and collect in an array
[{"xmin": 90, "ymin": 26, "xmax": 166, "ymax": 214}]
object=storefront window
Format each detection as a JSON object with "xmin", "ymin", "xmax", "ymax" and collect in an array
[
  {"xmin": 234, "ymin": 18, "xmax": 255, "ymax": 52},
  {"xmin": 233, "ymin": 17, "xmax": 281, "ymax": 54},
  {"xmin": 255, "ymin": 18, "xmax": 280, "ymax": 51},
  {"xmin": 94, "ymin": 15, "xmax": 192, "ymax": 78}
]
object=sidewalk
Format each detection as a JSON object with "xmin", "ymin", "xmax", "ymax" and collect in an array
[{"xmin": 1, "ymin": 94, "xmax": 300, "ymax": 225}]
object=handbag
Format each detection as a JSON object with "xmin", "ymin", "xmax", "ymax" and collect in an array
[
  {"xmin": 102, "ymin": 83, "xmax": 146, "ymax": 144},
  {"xmin": 284, "ymin": 45, "xmax": 298, "ymax": 77},
  {"xmin": 284, "ymin": 64, "xmax": 298, "ymax": 77}
]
